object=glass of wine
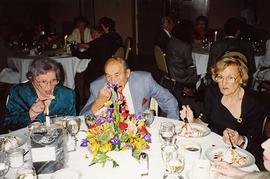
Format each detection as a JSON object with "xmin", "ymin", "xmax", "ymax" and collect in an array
[
  {"xmin": 0, "ymin": 152, "xmax": 10, "ymax": 179},
  {"xmin": 163, "ymin": 149, "xmax": 185, "ymax": 179},
  {"xmin": 16, "ymin": 165, "xmax": 37, "ymax": 179},
  {"xmin": 159, "ymin": 122, "xmax": 175, "ymax": 145},
  {"xmin": 142, "ymin": 109, "xmax": 154, "ymax": 127},
  {"xmin": 66, "ymin": 117, "xmax": 81, "ymax": 151}
]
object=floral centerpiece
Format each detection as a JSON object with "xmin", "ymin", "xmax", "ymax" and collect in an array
[{"xmin": 81, "ymin": 83, "xmax": 151, "ymax": 167}]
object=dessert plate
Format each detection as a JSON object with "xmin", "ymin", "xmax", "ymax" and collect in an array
[
  {"xmin": 205, "ymin": 146, "xmax": 255, "ymax": 168},
  {"xmin": 175, "ymin": 123, "xmax": 211, "ymax": 138},
  {"xmin": 0, "ymin": 134, "xmax": 28, "ymax": 151}
]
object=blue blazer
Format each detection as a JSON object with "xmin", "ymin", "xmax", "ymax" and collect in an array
[
  {"xmin": 5, "ymin": 82, "xmax": 76, "ymax": 130},
  {"xmin": 80, "ymin": 71, "xmax": 179, "ymax": 119}
]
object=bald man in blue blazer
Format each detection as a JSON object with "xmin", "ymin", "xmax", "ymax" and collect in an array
[{"xmin": 80, "ymin": 57, "xmax": 179, "ymax": 119}]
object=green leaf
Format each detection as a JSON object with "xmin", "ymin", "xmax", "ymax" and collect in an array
[{"xmin": 112, "ymin": 160, "xmax": 119, "ymax": 168}]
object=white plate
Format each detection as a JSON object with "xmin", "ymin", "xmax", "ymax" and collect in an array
[
  {"xmin": 51, "ymin": 168, "xmax": 81, "ymax": 179},
  {"xmin": 205, "ymin": 147, "xmax": 255, "ymax": 168},
  {"xmin": 176, "ymin": 123, "xmax": 211, "ymax": 138},
  {"xmin": 0, "ymin": 134, "xmax": 28, "ymax": 151}
]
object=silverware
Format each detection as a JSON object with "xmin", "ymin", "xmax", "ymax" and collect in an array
[{"xmin": 228, "ymin": 133, "xmax": 236, "ymax": 149}]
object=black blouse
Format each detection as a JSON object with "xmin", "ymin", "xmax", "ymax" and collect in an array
[{"xmin": 204, "ymin": 85, "xmax": 268, "ymax": 161}]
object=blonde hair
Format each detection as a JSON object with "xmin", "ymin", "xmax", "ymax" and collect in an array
[{"xmin": 211, "ymin": 56, "xmax": 249, "ymax": 87}]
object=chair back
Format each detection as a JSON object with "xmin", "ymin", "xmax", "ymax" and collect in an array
[
  {"xmin": 150, "ymin": 98, "xmax": 158, "ymax": 116},
  {"xmin": 154, "ymin": 45, "xmax": 169, "ymax": 74},
  {"xmin": 124, "ymin": 37, "xmax": 132, "ymax": 60},
  {"xmin": 113, "ymin": 47, "xmax": 124, "ymax": 58}
]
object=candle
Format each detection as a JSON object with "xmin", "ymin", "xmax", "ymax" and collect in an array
[
  {"xmin": 45, "ymin": 105, "xmax": 50, "ymax": 126},
  {"xmin": 64, "ymin": 35, "xmax": 68, "ymax": 47},
  {"xmin": 214, "ymin": 31, "xmax": 218, "ymax": 42}
]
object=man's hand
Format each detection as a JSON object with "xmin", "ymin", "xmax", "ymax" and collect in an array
[{"xmin": 91, "ymin": 85, "xmax": 111, "ymax": 114}]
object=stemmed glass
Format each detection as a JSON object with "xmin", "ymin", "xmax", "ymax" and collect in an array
[
  {"xmin": 162, "ymin": 146, "xmax": 185, "ymax": 179},
  {"xmin": 16, "ymin": 165, "xmax": 37, "ymax": 179},
  {"xmin": 142, "ymin": 110, "xmax": 154, "ymax": 127},
  {"xmin": 66, "ymin": 117, "xmax": 81, "ymax": 151},
  {"xmin": 0, "ymin": 152, "xmax": 10, "ymax": 179},
  {"xmin": 159, "ymin": 122, "xmax": 175, "ymax": 146}
]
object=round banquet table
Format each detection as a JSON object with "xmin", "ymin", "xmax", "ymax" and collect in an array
[{"xmin": 3, "ymin": 116, "xmax": 259, "ymax": 179}]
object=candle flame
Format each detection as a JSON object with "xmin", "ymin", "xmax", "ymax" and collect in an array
[{"xmin": 64, "ymin": 35, "xmax": 68, "ymax": 40}]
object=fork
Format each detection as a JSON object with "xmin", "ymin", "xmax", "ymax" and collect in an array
[{"xmin": 228, "ymin": 133, "xmax": 236, "ymax": 150}]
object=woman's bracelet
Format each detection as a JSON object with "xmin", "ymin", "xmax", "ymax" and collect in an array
[{"xmin": 237, "ymin": 136, "xmax": 246, "ymax": 148}]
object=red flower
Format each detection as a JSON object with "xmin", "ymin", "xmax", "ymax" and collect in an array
[
  {"xmin": 139, "ymin": 126, "xmax": 148, "ymax": 135},
  {"xmin": 118, "ymin": 122, "xmax": 128, "ymax": 131},
  {"xmin": 89, "ymin": 123, "xmax": 96, "ymax": 129},
  {"xmin": 121, "ymin": 111, "xmax": 129, "ymax": 119}
]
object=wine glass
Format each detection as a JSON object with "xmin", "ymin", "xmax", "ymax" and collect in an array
[
  {"xmin": 16, "ymin": 165, "xmax": 37, "ymax": 179},
  {"xmin": 142, "ymin": 110, "xmax": 154, "ymax": 127},
  {"xmin": 66, "ymin": 117, "xmax": 81, "ymax": 151},
  {"xmin": 0, "ymin": 152, "xmax": 10, "ymax": 178},
  {"xmin": 159, "ymin": 122, "xmax": 175, "ymax": 145},
  {"xmin": 163, "ymin": 149, "xmax": 185, "ymax": 179}
]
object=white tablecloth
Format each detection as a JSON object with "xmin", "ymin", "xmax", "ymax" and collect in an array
[
  {"xmin": 6, "ymin": 56, "xmax": 90, "ymax": 89},
  {"xmin": 4, "ymin": 116, "xmax": 259, "ymax": 179},
  {"xmin": 192, "ymin": 52, "xmax": 264, "ymax": 76}
]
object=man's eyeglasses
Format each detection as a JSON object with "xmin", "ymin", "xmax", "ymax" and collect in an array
[
  {"xmin": 35, "ymin": 79, "xmax": 59, "ymax": 87},
  {"xmin": 215, "ymin": 75, "xmax": 239, "ymax": 83}
]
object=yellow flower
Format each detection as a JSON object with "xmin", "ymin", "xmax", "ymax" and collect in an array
[
  {"xmin": 132, "ymin": 138, "xmax": 146, "ymax": 150},
  {"xmin": 100, "ymin": 141, "xmax": 112, "ymax": 153},
  {"xmin": 104, "ymin": 101, "xmax": 112, "ymax": 107},
  {"xmin": 88, "ymin": 138, "xmax": 100, "ymax": 157},
  {"xmin": 137, "ymin": 120, "xmax": 145, "ymax": 127}
]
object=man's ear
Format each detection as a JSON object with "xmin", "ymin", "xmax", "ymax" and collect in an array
[{"xmin": 126, "ymin": 69, "xmax": 131, "ymax": 78}]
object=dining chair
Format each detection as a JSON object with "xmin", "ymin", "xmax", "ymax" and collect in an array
[
  {"xmin": 154, "ymin": 45, "xmax": 176, "ymax": 90},
  {"xmin": 124, "ymin": 37, "xmax": 132, "ymax": 60},
  {"xmin": 113, "ymin": 47, "xmax": 125, "ymax": 59},
  {"xmin": 255, "ymin": 66, "xmax": 270, "ymax": 92},
  {"xmin": 150, "ymin": 98, "xmax": 158, "ymax": 116}
]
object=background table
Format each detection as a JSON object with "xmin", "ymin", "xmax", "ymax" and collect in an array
[
  {"xmin": 7, "ymin": 56, "xmax": 90, "ymax": 89},
  {"xmin": 192, "ymin": 52, "xmax": 264, "ymax": 76},
  {"xmin": 4, "ymin": 116, "xmax": 259, "ymax": 179}
]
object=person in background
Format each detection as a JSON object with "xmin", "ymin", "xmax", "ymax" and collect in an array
[
  {"xmin": 154, "ymin": 16, "xmax": 176, "ymax": 52},
  {"xmin": 166, "ymin": 20, "xmax": 198, "ymax": 92},
  {"xmin": 207, "ymin": 17, "xmax": 256, "ymax": 86},
  {"xmin": 192, "ymin": 15, "xmax": 209, "ymax": 45},
  {"xmin": 67, "ymin": 16, "xmax": 92, "ymax": 44},
  {"xmin": 80, "ymin": 57, "xmax": 179, "ymax": 119},
  {"xmin": 212, "ymin": 138, "xmax": 270, "ymax": 179},
  {"xmin": 90, "ymin": 25, "xmax": 103, "ymax": 40},
  {"xmin": 180, "ymin": 55, "xmax": 268, "ymax": 163},
  {"xmin": 5, "ymin": 58, "xmax": 76, "ymax": 131}
]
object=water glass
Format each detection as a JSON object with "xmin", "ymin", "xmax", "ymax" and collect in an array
[
  {"xmin": 159, "ymin": 122, "xmax": 175, "ymax": 145},
  {"xmin": 0, "ymin": 152, "xmax": 9, "ymax": 178},
  {"xmin": 66, "ymin": 117, "xmax": 81, "ymax": 151},
  {"xmin": 142, "ymin": 110, "xmax": 154, "ymax": 127}
]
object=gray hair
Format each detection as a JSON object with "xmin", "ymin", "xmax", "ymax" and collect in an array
[
  {"xmin": 104, "ymin": 56, "xmax": 129, "ymax": 72},
  {"xmin": 26, "ymin": 58, "xmax": 61, "ymax": 82}
]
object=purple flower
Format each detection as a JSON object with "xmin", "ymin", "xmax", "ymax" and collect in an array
[
  {"xmin": 106, "ymin": 82, "xmax": 117, "ymax": 90},
  {"xmin": 144, "ymin": 134, "xmax": 152, "ymax": 143},
  {"xmin": 106, "ymin": 116, "xmax": 115, "ymax": 122},
  {"xmin": 96, "ymin": 116, "xmax": 107, "ymax": 125},
  {"xmin": 107, "ymin": 107, "xmax": 114, "ymax": 114},
  {"xmin": 109, "ymin": 134, "xmax": 120, "ymax": 145},
  {"xmin": 134, "ymin": 114, "xmax": 143, "ymax": 120},
  {"xmin": 80, "ymin": 139, "xmax": 89, "ymax": 147}
]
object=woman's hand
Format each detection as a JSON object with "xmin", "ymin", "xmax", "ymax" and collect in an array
[
  {"xmin": 29, "ymin": 99, "xmax": 45, "ymax": 120},
  {"xmin": 211, "ymin": 161, "xmax": 247, "ymax": 177},
  {"xmin": 78, "ymin": 43, "xmax": 89, "ymax": 49},
  {"xmin": 223, "ymin": 128, "xmax": 245, "ymax": 146},
  {"xmin": 180, "ymin": 105, "xmax": 194, "ymax": 122}
]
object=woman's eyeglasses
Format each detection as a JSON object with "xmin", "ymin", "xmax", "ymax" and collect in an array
[
  {"xmin": 215, "ymin": 75, "xmax": 239, "ymax": 83},
  {"xmin": 35, "ymin": 79, "xmax": 59, "ymax": 87}
]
